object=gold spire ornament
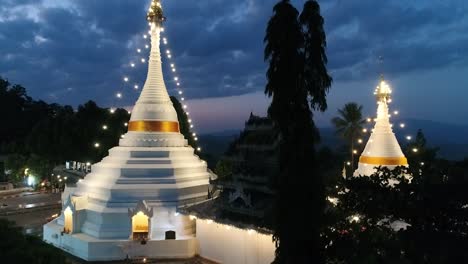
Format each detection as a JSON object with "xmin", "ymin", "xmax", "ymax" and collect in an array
[
  {"xmin": 147, "ymin": 0, "xmax": 165, "ymax": 25},
  {"xmin": 375, "ymin": 75, "xmax": 392, "ymax": 103}
]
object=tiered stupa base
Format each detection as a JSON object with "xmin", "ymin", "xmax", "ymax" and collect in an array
[{"xmin": 43, "ymin": 144, "xmax": 210, "ymax": 261}]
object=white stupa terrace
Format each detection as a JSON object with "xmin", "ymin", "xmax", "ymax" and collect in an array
[
  {"xmin": 43, "ymin": 1, "xmax": 212, "ymax": 260},
  {"xmin": 354, "ymin": 77, "xmax": 408, "ymax": 176}
]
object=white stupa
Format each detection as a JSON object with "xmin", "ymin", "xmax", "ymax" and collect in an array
[
  {"xmin": 354, "ymin": 77, "xmax": 408, "ymax": 176},
  {"xmin": 43, "ymin": 1, "xmax": 212, "ymax": 260}
]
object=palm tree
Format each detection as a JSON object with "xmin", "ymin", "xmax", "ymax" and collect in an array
[{"xmin": 332, "ymin": 103, "xmax": 366, "ymax": 171}]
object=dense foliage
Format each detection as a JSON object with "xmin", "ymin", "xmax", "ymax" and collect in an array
[
  {"xmin": 324, "ymin": 131, "xmax": 468, "ymax": 264},
  {"xmin": 0, "ymin": 76, "xmax": 196, "ymax": 184},
  {"xmin": 265, "ymin": 0, "xmax": 332, "ymax": 262},
  {"xmin": 0, "ymin": 219, "xmax": 69, "ymax": 264}
]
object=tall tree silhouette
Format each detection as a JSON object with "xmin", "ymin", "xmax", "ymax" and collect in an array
[
  {"xmin": 332, "ymin": 102, "xmax": 366, "ymax": 171},
  {"xmin": 265, "ymin": 0, "xmax": 331, "ymax": 262}
]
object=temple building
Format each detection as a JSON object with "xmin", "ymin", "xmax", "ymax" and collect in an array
[
  {"xmin": 43, "ymin": 0, "xmax": 212, "ymax": 260},
  {"xmin": 43, "ymin": 1, "xmax": 275, "ymax": 263},
  {"xmin": 214, "ymin": 113, "xmax": 278, "ymax": 228},
  {"xmin": 186, "ymin": 113, "xmax": 279, "ymax": 229},
  {"xmin": 354, "ymin": 77, "xmax": 408, "ymax": 176}
]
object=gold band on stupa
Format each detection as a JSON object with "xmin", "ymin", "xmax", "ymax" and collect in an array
[
  {"xmin": 359, "ymin": 156, "xmax": 408, "ymax": 166},
  {"xmin": 128, "ymin": 121, "xmax": 180, "ymax": 133}
]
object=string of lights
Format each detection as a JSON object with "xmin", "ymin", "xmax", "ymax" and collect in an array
[
  {"xmin": 159, "ymin": 27, "xmax": 202, "ymax": 152},
  {"xmin": 347, "ymin": 80, "xmax": 417, "ymax": 166},
  {"xmin": 94, "ymin": 6, "xmax": 202, "ymax": 153}
]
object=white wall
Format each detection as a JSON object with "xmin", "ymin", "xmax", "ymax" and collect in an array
[{"xmin": 196, "ymin": 219, "xmax": 275, "ymax": 264}]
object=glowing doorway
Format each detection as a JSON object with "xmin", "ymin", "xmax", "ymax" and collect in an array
[
  {"xmin": 132, "ymin": 211, "xmax": 149, "ymax": 240},
  {"xmin": 64, "ymin": 206, "xmax": 73, "ymax": 233}
]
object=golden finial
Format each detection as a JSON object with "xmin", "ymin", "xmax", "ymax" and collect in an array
[{"xmin": 147, "ymin": 0, "xmax": 165, "ymax": 25}]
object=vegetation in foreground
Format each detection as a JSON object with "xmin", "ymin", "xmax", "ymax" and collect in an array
[{"xmin": 0, "ymin": 219, "xmax": 68, "ymax": 264}]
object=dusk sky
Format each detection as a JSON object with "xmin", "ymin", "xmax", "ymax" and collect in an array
[{"xmin": 1, "ymin": 0, "xmax": 467, "ymax": 133}]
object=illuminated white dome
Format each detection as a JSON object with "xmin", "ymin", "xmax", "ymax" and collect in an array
[{"xmin": 354, "ymin": 79, "xmax": 408, "ymax": 177}]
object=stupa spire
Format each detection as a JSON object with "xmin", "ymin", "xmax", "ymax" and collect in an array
[
  {"xmin": 354, "ymin": 76, "xmax": 408, "ymax": 176},
  {"xmin": 125, "ymin": 0, "xmax": 180, "ymax": 135}
]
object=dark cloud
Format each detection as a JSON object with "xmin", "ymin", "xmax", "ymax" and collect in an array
[{"xmin": 0, "ymin": 0, "xmax": 467, "ymax": 107}]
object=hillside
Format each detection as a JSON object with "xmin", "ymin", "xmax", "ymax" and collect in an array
[{"xmin": 199, "ymin": 120, "xmax": 468, "ymax": 161}]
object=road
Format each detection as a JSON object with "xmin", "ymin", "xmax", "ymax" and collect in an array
[
  {"xmin": 0, "ymin": 192, "xmax": 61, "ymax": 211},
  {"xmin": 0, "ymin": 192, "xmax": 62, "ymax": 236}
]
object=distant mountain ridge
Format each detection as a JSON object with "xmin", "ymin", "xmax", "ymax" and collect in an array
[{"xmin": 199, "ymin": 119, "xmax": 468, "ymax": 160}]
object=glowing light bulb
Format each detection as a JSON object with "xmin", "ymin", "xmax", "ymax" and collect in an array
[
  {"xmin": 174, "ymin": 77, "xmax": 179, "ymax": 81},
  {"xmin": 400, "ymin": 123, "xmax": 405, "ymax": 128},
  {"xmin": 124, "ymin": 123, "xmax": 128, "ymax": 127},
  {"xmin": 394, "ymin": 111, "xmax": 399, "ymax": 115},
  {"xmin": 102, "ymin": 125, "xmax": 108, "ymax": 130},
  {"xmin": 181, "ymin": 98, "xmax": 185, "ymax": 101},
  {"xmin": 145, "ymin": 45, "xmax": 149, "ymax": 49},
  {"xmin": 170, "ymin": 64, "xmax": 174, "ymax": 68},
  {"xmin": 172, "ymin": 68, "xmax": 176, "ymax": 72},
  {"xmin": 123, "ymin": 77, "xmax": 129, "ymax": 82},
  {"xmin": 134, "ymin": 85, "xmax": 139, "ymax": 89},
  {"xmin": 166, "ymin": 50, "xmax": 170, "ymax": 54},
  {"xmin": 358, "ymin": 139, "xmax": 363, "ymax": 144},
  {"xmin": 363, "ymin": 129, "xmax": 368, "ymax": 133},
  {"xmin": 197, "ymin": 147, "xmax": 201, "ymax": 151},
  {"xmin": 141, "ymin": 58, "xmax": 146, "ymax": 63},
  {"xmin": 143, "ymin": 34, "xmax": 147, "ymax": 39},
  {"xmin": 94, "ymin": 143, "xmax": 100, "ymax": 148},
  {"xmin": 178, "ymin": 91, "xmax": 183, "ymax": 95},
  {"xmin": 406, "ymin": 136, "xmax": 412, "ymax": 140},
  {"xmin": 130, "ymin": 63, "xmax": 135, "ymax": 67},
  {"xmin": 110, "ymin": 108, "xmax": 115, "ymax": 114},
  {"xmin": 137, "ymin": 49, "xmax": 141, "ymax": 53},
  {"xmin": 176, "ymin": 82, "xmax": 180, "ymax": 86},
  {"xmin": 116, "ymin": 93, "xmax": 122, "ymax": 98},
  {"xmin": 412, "ymin": 148, "xmax": 418, "ymax": 153},
  {"xmin": 168, "ymin": 54, "xmax": 172, "ymax": 58},
  {"xmin": 353, "ymin": 150, "xmax": 358, "ymax": 154},
  {"xmin": 367, "ymin": 118, "xmax": 372, "ymax": 122}
]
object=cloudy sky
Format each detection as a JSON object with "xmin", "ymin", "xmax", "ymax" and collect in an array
[{"xmin": 1, "ymin": 0, "xmax": 467, "ymax": 133}]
